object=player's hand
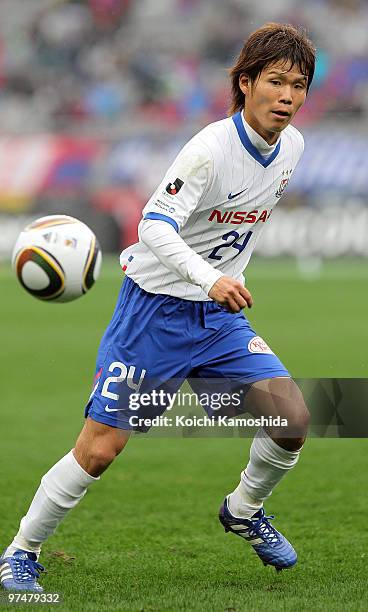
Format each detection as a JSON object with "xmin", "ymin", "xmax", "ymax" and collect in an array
[{"xmin": 208, "ymin": 276, "xmax": 253, "ymax": 313}]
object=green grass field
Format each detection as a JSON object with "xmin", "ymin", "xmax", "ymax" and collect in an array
[{"xmin": 1, "ymin": 257, "xmax": 367, "ymax": 611}]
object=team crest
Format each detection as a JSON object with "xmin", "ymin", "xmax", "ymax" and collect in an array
[
  {"xmin": 248, "ymin": 336, "xmax": 274, "ymax": 354},
  {"xmin": 275, "ymin": 169, "xmax": 292, "ymax": 198},
  {"xmin": 275, "ymin": 178, "xmax": 289, "ymax": 198}
]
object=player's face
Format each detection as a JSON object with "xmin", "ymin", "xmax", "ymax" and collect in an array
[{"xmin": 239, "ymin": 61, "xmax": 308, "ymax": 145}]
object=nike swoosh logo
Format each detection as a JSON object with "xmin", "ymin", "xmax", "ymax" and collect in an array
[
  {"xmin": 228, "ymin": 188, "xmax": 248, "ymax": 200},
  {"xmin": 104, "ymin": 406, "xmax": 124, "ymax": 412}
]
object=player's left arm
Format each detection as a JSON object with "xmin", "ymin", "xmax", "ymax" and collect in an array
[{"xmin": 138, "ymin": 137, "xmax": 253, "ymax": 310}]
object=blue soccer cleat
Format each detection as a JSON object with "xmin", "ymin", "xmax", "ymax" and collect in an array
[
  {"xmin": 219, "ymin": 496, "xmax": 297, "ymax": 571},
  {"xmin": 0, "ymin": 550, "xmax": 45, "ymax": 592}
]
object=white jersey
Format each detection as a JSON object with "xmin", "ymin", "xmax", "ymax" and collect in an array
[{"xmin": 120, "ymin": 111, "xmax": 304, "ymax": 300}]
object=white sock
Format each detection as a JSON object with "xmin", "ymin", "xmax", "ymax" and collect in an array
[
  {"xmin": 4, "ymin": 450, "xmax": 99, "ymax": 559},
  {"xmin": 228, "ymin": 428, "xmax": 301, "ymax": 519}
]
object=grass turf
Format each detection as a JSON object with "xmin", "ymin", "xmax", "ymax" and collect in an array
[{"xmin": 1, "ymin": 256, "xmax": 367, "ymax": 611}]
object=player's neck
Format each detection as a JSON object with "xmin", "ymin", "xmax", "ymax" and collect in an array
[{"xmin": 241, "ymin": 111, "xmax": 279, "ymax": 155}]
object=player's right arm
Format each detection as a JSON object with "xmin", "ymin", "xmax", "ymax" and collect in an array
[
  {"xmin": 139, "ymin": 220, "xmax": 253, "ymax": 312},
  {"xmin": 208, "ymin": 276, "xmax": 253, "ymax": 313},
  {"xmin": 138, "ymin": 136, "xmax": 253, "ymax": 312}
]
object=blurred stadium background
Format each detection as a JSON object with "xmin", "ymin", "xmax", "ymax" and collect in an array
[
  {"xmin": 0, "ymin": 0, "xmax": 368, "ymax": 260},
  {"xmin": 1, "ymin": 3, "xmax": 368, "ymax": 609}
]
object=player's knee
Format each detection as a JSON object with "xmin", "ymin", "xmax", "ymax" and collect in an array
[
  {"xmin": 74, "ymin": 419, "xmax": 130, "ymax": 477},
  {"xmin": 282, "ymin": 379, "xmax": 310, "ymax": 434},
  {"xmin": 292, "ymin": 382, "xmax": 310, "ymax": 428},
  {"xmin": 270, "ymin": 381, "xmax": 309, "ymax": 450},
  {"xmin": 259, "ymin": 378, "xmax": 309, "ymax": 443},
  {"xmin": 81, "ymin": 438, "xmax": 126, "ymax": 476},
  {"xmin": 87, "ymin": 445, "xmax": 117, "ymax": 471}
]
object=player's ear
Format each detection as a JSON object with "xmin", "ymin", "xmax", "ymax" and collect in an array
[{"xmin": 239, "ymin": 74, "xmax": 251, "ymax": 96}]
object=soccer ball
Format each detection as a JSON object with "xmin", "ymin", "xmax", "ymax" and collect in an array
[{"xmin": 12, "ymin": 215, "xmax": 102, "ymax": 303}]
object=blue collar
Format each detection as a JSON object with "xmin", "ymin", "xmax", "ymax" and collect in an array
[{"xmin": 232, "ymin": 111, "xmax": 281, "ymax": 168}]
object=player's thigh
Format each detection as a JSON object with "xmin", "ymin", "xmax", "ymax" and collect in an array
[
  {"xmin": 197, "ymin": 308, "xmax": 290, "ymax": 382},
  {"xmin": 192, "ymin": 311, "xmax": 290, "ymax": 412}
]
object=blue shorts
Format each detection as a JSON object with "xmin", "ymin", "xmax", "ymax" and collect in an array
[{"xmin": 85, "ymin": 277, "xmax": 289, "ymax": 430}]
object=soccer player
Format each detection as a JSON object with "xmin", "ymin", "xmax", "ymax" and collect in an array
[{"xmin": 1, "ymin": 23, "xmax": 316, "ymax": 591}]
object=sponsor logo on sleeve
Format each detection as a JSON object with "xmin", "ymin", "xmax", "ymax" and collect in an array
[
  {"xmin": 248, "ymin": 336, "xmax": 274, "ymax": 354},
  {"xmin": 166, "ymin": 178, "xmax": 184, "ymax": 195},
  {"xmin": 153, "ymin": 199, "xmax": 176, "ymax": 213}
]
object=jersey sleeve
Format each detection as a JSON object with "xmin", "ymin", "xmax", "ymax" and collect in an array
[
  {"xmin": 142, "ymin": 139, "xmax": 213, "ymax": 232},
  {"xmin": 138, "ymin": 219, "xmax": 224, "ymax": 294}
]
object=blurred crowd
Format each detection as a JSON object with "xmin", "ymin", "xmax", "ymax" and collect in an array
[
  {"xmin": 0, "ymin": 0, "xmax": 368, "ymax": 136},
  {"xmin": 0, "ymin": 0, "xmax": 367, "ymax": 258}
]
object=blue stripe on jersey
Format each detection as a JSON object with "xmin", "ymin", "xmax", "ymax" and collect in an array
[
  {"xmin": 144, "ymin": 212, "xmax": 179, "ymax": 232},
  {"xmin": 232, "ymin": 112, "xmax": 281, "ymax": 168}
]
